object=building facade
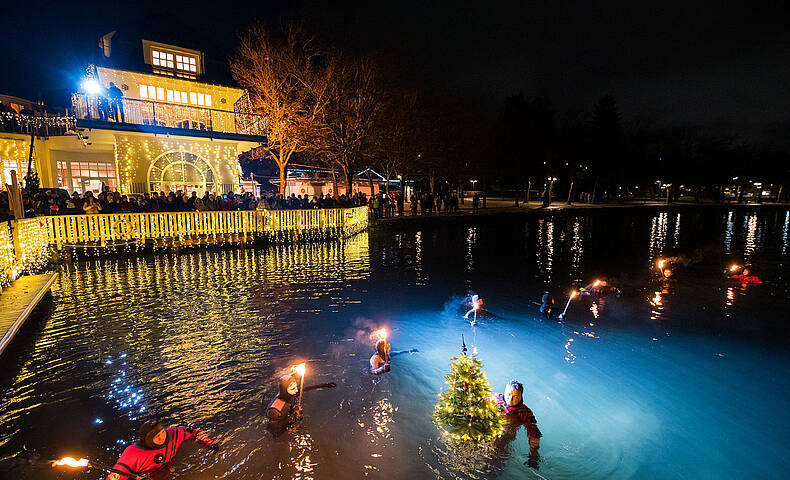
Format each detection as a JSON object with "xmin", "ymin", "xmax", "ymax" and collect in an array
[{"xmin": 0, "ymin": 36, "xmax": 263, "ymax": 196}]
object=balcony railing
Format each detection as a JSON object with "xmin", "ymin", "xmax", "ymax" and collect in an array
[
  {"xmin": 72, "ymin": 93, "xmax": 266, "ymax": 137},
  {"xmin": 0, "ymin": 111, "xmax": 76, "ymax": 137}
]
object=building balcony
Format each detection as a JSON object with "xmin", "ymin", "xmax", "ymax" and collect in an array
[
  {"xmin": 0, "ymin": 111, "xmax": 76, "ymax": 137},
  {"xmin": 71, "ymin": 93, "xmax": 266, "ymax": 141}
]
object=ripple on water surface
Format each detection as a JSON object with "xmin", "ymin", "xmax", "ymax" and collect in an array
[{"xmin": 1, "ymin": 211, "xmax": 789, "ymax": 479}]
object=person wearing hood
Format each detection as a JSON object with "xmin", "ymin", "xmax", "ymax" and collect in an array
[
  {"xmin": 105, "ymin": 420, "xmax": 217, "ymax": 480},
  {"xmin": 494, "ymin": 380, "xmax": 542, "ymax": 468},
  {"xmin": 370, "ymin": 339, "xmax": 418, "ymax": 375},
  {"xmin": 267, "ymin": 373, "xmax": 336, "ymax": 436},
  {"xmin": 540, "ymin": 292, "xmax": 554, "ymax": 317},
  {"xmin": 370, "ymin": 339, "xmax": 391, "ymax": 375}
]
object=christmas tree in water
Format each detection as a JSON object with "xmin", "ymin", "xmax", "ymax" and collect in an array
[{"xmin": 433, "ymin": 346, "xmax": 507, "ymax": 442}]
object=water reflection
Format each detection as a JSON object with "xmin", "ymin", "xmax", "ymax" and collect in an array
[
  {"xmin": 724, "ymin": 211, "xmax": 734, "ymax": 252},
  {"xmin": 536, "ymin": 218, "xmax": 556, "ymax": 283}
]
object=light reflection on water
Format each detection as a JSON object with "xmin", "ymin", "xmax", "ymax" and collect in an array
[{"xmin": 1, "ymin": 211, "xmax": 790, "ymax": 479}]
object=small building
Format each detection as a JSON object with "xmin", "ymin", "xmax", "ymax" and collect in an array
[{"xmin": 0, "ymin": 31, "xmax": 263, "ymax": 196}]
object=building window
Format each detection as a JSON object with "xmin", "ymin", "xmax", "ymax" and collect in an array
[
  {"xmin": 189, "ymin": 92, "xmax": 212, "ymax": 107},
  {"xmin": 139, "ymin": 84, "xmax": 210, "ymax": 107},
  {"xmin": 152, "ymin": 50, "xmax": 174, "ymax": 69},
  {"xmin": 1, "ymin": 159, "xmax": 30, "ymax": 189},
  {"xmin": 57, "ymin": 161, "xmax": 69, "ymax": 188},
  {"xmin": 69, "ymin": 161, "xmax": 116, "ymax": 193},
  {"xmin": 175, "ymin": 55, "xmax": 197, "ymax": 73}
]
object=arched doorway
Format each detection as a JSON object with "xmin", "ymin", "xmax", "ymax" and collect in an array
[{"xmin": 148, "ymin": 151, "xmax": 216, "ymax": 195}]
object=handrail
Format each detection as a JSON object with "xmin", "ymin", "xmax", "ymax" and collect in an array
[
  {"xmin": 44, "ymin": 206, "xmax": 369, "ymax": 248},
  {"xmin": 71, "ymin": 93, "xmax": 266, "ymax": 136},
  {"xmin": 0, "ymin": 111, "xmax": 76, "ymax": 137}
]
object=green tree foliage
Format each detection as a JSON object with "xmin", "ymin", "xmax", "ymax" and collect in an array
[{"xmin": 433, "ymin": 354, "xmax": 507, "ymax": 442}]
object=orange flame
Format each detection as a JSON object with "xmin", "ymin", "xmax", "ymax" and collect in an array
[
  {"xmin": 53, "ymin": 457, "xmax": 89, "ymax": 468},
  {"xmin": 593, "ymin": 279, "xmax": 602, "ymax": 287},
  {"xmin": 374, "ymin": 327, "xmax": 388, "ymax": 341},
  {"xmin": 293, "ymin": 362, "xmax": 306, "ymax": 377},
  {"xmin": 730, "ymin": 264, "xmax": 739, "ymax": 272},
  {"xmin": 570, "ymin": 290, "xmax": 578, "ymax": 299},
  {"xmin": 474, "ymin": 299, "xmax": 482, "ymax": 310},
  {"xmin": 657, "ymin": 259, "xmax": 666, "ymax": 270}
]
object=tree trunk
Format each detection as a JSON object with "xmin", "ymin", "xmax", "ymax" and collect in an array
[
  {"xmin": 385, "ymin": 174, "xmax": 390, "ymax": 194},
  {"xmin": 368, "ymin": 170, "xmax": 374, "ymax": 196},
  {"xmin": 430, "ymin": 175, "xmax": 435, "ymax": 194},
  {"xmin": 346, "ymin": 167, "xmax": 353, "ymax": 195},
  {"xmin": 279, "ymin": 164, "xmax": 287, "ymax": 195}
]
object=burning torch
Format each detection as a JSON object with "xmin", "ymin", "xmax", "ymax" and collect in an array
[
  {"xmin": 293, "ymin": 362, "xmax": 307, "ymax": 412},
  {"xmin": 53, "ymin": 457, "xmax": 144, "ymax": 480},
  {"xmin": 558, "ymin": 290, "xmax": 578, "ymax": 320}
]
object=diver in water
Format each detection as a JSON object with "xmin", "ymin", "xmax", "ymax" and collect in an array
[
  {"xmin": 104, "ymin": 420, "xmax": 217, "ymax": 480},
  {"xmin": 267, "ymin": 374, "xmax": 336, "ymax": 436},
  {"xmin": 539, "ymin": 292, "xmax": 554, "ymax": 317},
  {"xmin": 494, "ymin": 380, "xmax": 542, "ymax": 468},
  {"xmin": 370, "ymin": 339, "xmax": 418, "ymax": 375},
  {"xmin": 726, "ymin": 263, "xmax": 763, "ymax": 284},
  {"xmin": 580, "ymin": 279, "xmax": 620, "ymax": 298}
]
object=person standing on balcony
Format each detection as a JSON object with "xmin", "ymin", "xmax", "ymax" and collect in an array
[{"xmin": 108, "ymin": 82, "xmax": 125, "ymax": 122}]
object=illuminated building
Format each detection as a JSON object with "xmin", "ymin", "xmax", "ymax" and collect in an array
[{"xmin": 0, "ymin": 34, "xmax": 263, "ymax": 195}]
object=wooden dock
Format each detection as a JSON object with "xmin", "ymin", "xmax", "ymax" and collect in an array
[{"xmin": 0, "ymin": 273, "xmax": 57, "ymax": 356}]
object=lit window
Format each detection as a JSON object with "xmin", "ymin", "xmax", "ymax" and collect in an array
[
  {"xmin": 205, "ymin": 94, "xmax": 212, "ymax": 107},
  {"xmin": 197, "ymin": 93, "xmax": 205, "ymax": 106},
  {"xmin": 148, "ymin": 85, "xmax": 156, "ymax": 99},
  {"xmin": 139, "ymin": 85, "xmax": 148, "ymax": 98},
  {"xmin": 190, "ymin": 92, "xmax": 197, "ymax": 104},
  {"xmin": 167, "ymin": 90, "xmax": 174, "ymax": 102},
  {"xmin": 156, "ymin": 87, "xmax": 164, "ymax": 101},
  {"xmin": 181, "ymin": 91, "xmax": 188, "ymax": 103}
]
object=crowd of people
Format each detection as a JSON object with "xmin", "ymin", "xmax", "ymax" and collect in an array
[
  {"xmin": 1, "ymin": 186, "xmax": 472, "ymax": 221},
  {"xmin": 0, "ymin": 188, "xmax": 372, "ymax": 220}
]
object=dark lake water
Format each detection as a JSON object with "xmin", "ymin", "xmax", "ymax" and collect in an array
[{"xmin": 1, "ymin": 208, "xmax": 789, "ymax": 479}]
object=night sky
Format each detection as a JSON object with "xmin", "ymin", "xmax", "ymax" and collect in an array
[{"xmin": 2, "ymin": 1, "xmax": 788, "ymax": 143}]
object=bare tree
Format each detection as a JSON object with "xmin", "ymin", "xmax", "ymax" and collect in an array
[
  {"xmin": 317, "ymin": 54, "xmax": 380, "ymax": 193},
  {"xmin": 231, "ymin": 22, "xmax": 331, "ymax": 194},
  {"xmin": 373, "ymin": 89, "xmax": 418, "ymax": 193}
]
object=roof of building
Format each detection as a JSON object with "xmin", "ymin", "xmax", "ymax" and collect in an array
[{"xmin": 90, "ymin": 22, "xmax": 236, "ymax": 86}]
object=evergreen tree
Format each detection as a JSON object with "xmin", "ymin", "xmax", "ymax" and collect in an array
[{"xmin": 433, "ymin": 353, "xmax": 507, "ymax": 442}]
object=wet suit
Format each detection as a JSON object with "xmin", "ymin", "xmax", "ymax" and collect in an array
[
  {"xmin": 106, "ymin": 427, "xmax": 215, "ymax": 480},
  {"xmin": 266, "ymin": 375, "xmax": 336, "ymax": 436},
  {"xmin": 495, "ymin": 393, "xmax": 542, "ymax": 463},
  {"xmin": 370, "ymin": 340, "xmax": 418, "ymax": 375}
]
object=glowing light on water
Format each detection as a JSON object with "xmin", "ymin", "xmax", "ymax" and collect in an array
[
  {"xmin": 650, "ymin": 292, "xmax": 662, "ymax": 306},
  {"xmin": 724, "ymin": 211, "xmax": 734, "ymax": 252},
  {"xmin": 744, "ymin": 215, "xmax": 758, "ymax": 260},
  {"xmin": 783, "ymin": 211, "xmax": 789, "ymax": 256}
]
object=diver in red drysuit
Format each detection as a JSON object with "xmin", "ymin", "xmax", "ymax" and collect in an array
[
  {"xmin": 105, "ymin": 421, "xmax": 217, "ymax": 480},
  {"xmin": 494, "ymin": 380, "xmax": 542, "ymax": 468}
]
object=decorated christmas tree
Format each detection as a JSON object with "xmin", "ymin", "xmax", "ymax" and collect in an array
[{"xmin": 433, "ymin": 347, "xmax": 508, "ymax": 442}]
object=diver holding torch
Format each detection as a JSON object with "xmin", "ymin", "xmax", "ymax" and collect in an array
[
  {"xmin": 53, "ymin": 420, "xmax": 218, "ymax": 480},
  {"xmin": 266, "ymin": 362, "xmax": 336, "ymax": 436},
  {"xmin": 463, "ymin": 295, "xmax": 483, "ymax": 325},
  {"xmin": 369, "ymin": 327, "xmax": 418, "ymax": 375}
]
